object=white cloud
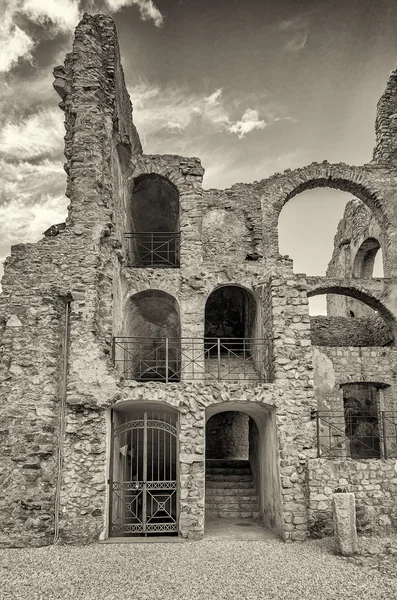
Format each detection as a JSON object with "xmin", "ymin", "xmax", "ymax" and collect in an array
[
  {"xmin": 0, "ymin": 157, "xmax": 67, "ymax": 276},
  {"xmin": 0, "ymin": 108, "xmax": 64, "ymax": 160},
  {"xmin": 0, "ymin": 0, "xmax": 164, "ymax": 73},
  {"xmin": 104, "ymin": 0, "xmax": 163, "ymax": 27},
  {"xmin": 130, "ymin": 81, "xmax": 274, "ymax": 144},
  {"xmin": 286, "ymin": 32, "xmax": 308, "ymax": 52},
  {"xmin": 205, "ymin": 88, "xmax": 223, "ymax": 107},
  {"xmin": 227, "ymin": 108, "xmax": 266, "ymax": 139},
  {"xmin": 278, "ymin": 15, "xmax": 309, "ymax": 52},
  {"xmin": 0, "ymin": 24, "xmax": 35, "ymax": 73},
  {"xmin": 130, "ymin": 81, "xmax": 231, "ymax": 140},
  {"xmin": 22, "ymin": 0, "xmax": 81, "ymax": 32},
  {"xmin": 0, "ymin": 4, "xmax": 35, "ymax": 73}
]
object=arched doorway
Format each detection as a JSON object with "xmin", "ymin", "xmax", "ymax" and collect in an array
[
  {"xmin": 127, "ymin": 173, "xmax": 180, "ymax": 267},
  {"xmin": 205, "ymin": 403, "xmax": 283, "ymax": 537},
  {"xmin": 204, "ymin": 285, "xmax": 264, "ymax": 380},
  {"xmin": 353, "ymin": 237, "xmax": 383, "ymax": 279},
  {"xmin": 109, "ymin": 403, "xmax": 179, "ymax": 537},
  {"xmin": 114, "ymin": 290, "xmax": 181, "ymax": 382}
]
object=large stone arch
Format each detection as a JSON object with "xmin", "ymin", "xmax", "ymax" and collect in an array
[
  {"xmin": 259, "ymin": 163, "xmax": 389, "ymax": 260},
  {"xmin": 205, "ymin": 400, "xmax": 283, "ymax": 537},
  {"xmin": 306, "ymin": 280, "xmax": 396, "ymax": 343}
]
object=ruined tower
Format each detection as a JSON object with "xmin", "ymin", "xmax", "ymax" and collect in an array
[{"xmin": 1, "ymin": 14, "xmax": 397, "ymax": 547}]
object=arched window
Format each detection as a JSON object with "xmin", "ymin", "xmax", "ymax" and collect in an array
[
  {"xmin": 126, "ymin": 174, "xmax": 180, "ymax": 267},
  {"xmin": 203, "ymin": 285, "xmax": 265, "ymax": 381},
  {"xmin": 204, "ymin": 285, "xmax": 258, "ymax": 354},
  {"xmin": 353, "ymin": 238, "xmax": 383, "ymax": 278},
  {"xmin": 114, "ymin": 290, "xmax": 181, "ymax": 382}
]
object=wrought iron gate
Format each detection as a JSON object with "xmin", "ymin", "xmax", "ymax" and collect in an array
[{"xmin": 109, "ymin": 410, "xmax": 178, "ymax": 536}]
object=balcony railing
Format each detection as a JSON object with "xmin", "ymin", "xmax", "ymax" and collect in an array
[
  {"xmin": 112, "ymin": 337, "xmax": 271, "ymax": 382},
  {"xmin": 125, "ymin": 232, "xmax": 180, "ymax": 267},
  {"xmin": 315, "ymin": 411, "xmax": 397, "ymax": 459}
]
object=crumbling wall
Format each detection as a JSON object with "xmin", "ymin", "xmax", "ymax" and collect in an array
[
  {"xmin": 373, "ymin": 65, "xmax": 397, "ymax": 166},
  {"xmin": 2, "ymin": 12, "xmax": 397, "ymax": 548},
  {"xmin": 308, "ymin": 459, "xmax": 397, "ymax": 537},
  {"xmin": 327, "ymin": 199, "xmax": 385, "ymax": 317},
  {"xmin": 310, "ymin": 314, "xmax": 393, "ymax": 346},
  {"xmin": 0, "ymin": 13, "xmax": 142, "ymax": 547},
  {"xmin": 312, "ymin": 346, "xmax": 397, "ymax": 414}
]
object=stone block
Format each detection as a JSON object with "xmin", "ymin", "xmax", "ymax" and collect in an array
[{"xmin": 332, "ymin": 492, "xmax": 358, "ymax": 556}]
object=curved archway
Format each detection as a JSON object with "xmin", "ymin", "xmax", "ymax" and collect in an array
[
  {"xmin": 204, "ymin": 285, "xmax": 262, "ymax": 378},
  {"xmin": 204, "ymin": 284, "xmax": 259, "ymax": 348},
  {"xmin": 353, "ymin": 237, "xmax": 383, "ymax": 278},
  {"xmin": 308, "ymin": 286, "xmax": 394, "ymax": 346},
  {"xmin": 127, "ymin": 173, "xmax": 180, "ymax": 267},
  {"xmin": 108, "ymin": 401, "xmax": 179, "ymax": 538},
  {"xmin": 119, "ymin": 290, "xmax": 181, "ymax": 381},
  {"xmin": 279, "ymin": 172, "xmax": 386, "ymax": 226},
  {"xmin": 205, "ymin": 401, "xmax": 283, "ymax": 537},
  {"xmin": 266, "ymin": 164, "xmax": 389, "ymax": 262}
]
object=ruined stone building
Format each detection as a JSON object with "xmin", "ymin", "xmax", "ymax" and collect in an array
[{"xmin": 1, "ymin": 13, "xmax": 397, "ymax": 547}]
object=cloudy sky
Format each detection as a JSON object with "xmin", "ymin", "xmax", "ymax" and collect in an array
[{"xmin": 0, "ymin": 0, "xmax": 396, "ymax": 311}]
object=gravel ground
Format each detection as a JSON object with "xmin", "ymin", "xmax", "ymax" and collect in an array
[{"xmin": 1, "ymin": 537, "xmax": 397, "ymax": 600}]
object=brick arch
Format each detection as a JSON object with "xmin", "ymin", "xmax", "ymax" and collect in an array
[
  {"xmin": 307, "ymin": 283, "xmax": 396, "ymax": 342},
  {"xmin": 261, "ymin": 163, "xmax": 389, "ymax": 259},
  {"xmin": 352, "ymin": 237, "xmax": 383, "ymax": 278},
  {"xmin": 277, "ymin": 165, "xmax": 387, "ymax": 224},
  {"xmin": 131, "ymin": 159, "xmax": 189, "ymax": 194},
  {"xmin": 204, "ymin": 283, "xmax": 261, "ymax": 341}
]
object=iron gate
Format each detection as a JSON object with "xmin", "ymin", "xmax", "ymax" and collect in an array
[{"xmin": 109, "ymin": 410, "xmax": 179, "ymax": 536}]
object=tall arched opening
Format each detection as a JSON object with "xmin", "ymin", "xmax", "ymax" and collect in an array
[
  {"xmin": 204, "ymin": 285, "xmax": 265, "ymax": 380},
  {"xmin": 108, "ymin": 401, "xmax": 179, "ymax": 537},
  {"xmin": 127, "ymin": 173, "xmax": 180, "ymax": 267},
  {"xmin": 205, "ymin": 402, "xmax": 283, "ymax": 538},
  {"xmin": 114, "ymin": 290, "xmax": 181, "ymax": 381},
  {"xmin": 353, "ymin": 237, "xmax": 383, "ymax": 279}
]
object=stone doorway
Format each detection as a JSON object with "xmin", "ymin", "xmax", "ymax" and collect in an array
[
  {"xmin": 204, "ymin": 403, "xmax": 283, "ymax": 538},
  {"xmin": 108, "ymin": 404, "xmax": 179, "ymax": 537}
]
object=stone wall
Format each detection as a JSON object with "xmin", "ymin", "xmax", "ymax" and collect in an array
[
  {"xmin": 205, "ymin": 412, "xmax": 249, "ymax": 459},
  {"xmin": 373, "ymin": 65, "xmax": 397, "ymax": 166},
  {"xmin": 310, "ymin": 314, "xmax": 393, "ymax": 347},
  {"xmin": 1, "ymin": 13, "xmax": 397, "ymax": 548},
  {"xmin": 307, "ymin": 458, "xmax": 397, "ymax": 536},
  {"xmin": 327, "ymin": 199, "xmax": 386, "ymax": 317},
  {"xmin": 312, "ymin": 345, "xmax": 397, "ymax": 413}
]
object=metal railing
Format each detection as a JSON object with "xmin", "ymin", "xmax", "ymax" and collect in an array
[
  {"xmin": 125, "ymin": 232, "xmax": 180, "ymax": 267},
  {"xmin": 315, "ymin": 411, "xmax": 397, "ymax": 459},
  {"xmin": 112, "ymin": 337, "xmax": 271, "ymax": 382}
]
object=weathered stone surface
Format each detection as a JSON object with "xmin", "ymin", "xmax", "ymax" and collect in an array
[
  {"xmin": 333, "ymin": 492, "xmax": 358, "ymax": 555},
  {"xmin": 0, "ymin": 12, "xmax": 397, "ymax": 548}
]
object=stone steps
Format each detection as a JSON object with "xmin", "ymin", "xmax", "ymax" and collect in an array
[
  {"xmin": 206, "ymin": 474, "xmax": 253, "ymax": 482},
  {"xmin": 206, "ymin": 467, "xmax": 251, "ymax": 475},
  {"xmin": 206, "ymin": 501, "xmax": 259, "ymax": 510},
  {"xmin": 206, "ymin": 459, "xmax": 250, "ymax": 469},
  {"xmin": 205, "ymin": 459, "xmax": 260, "ymax": 520},
  {"xmin": 206, "ymin": 480, "xmax": 254, "ymax": 489},
  {"xmin": 205, "ymin": 494, "xmax": 257, "ymax": 503},
  {"xmin": 206, "ymin": 509, "xmax": 261, "ymax": 519},
  {"xmin": 206, "ymin": 487, "xmax": 257, "ymax": 496}
]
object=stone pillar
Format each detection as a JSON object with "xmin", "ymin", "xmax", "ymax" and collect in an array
[{"xmin": 332, "ymin": 492, "xmax": 358, "ymax": 555}]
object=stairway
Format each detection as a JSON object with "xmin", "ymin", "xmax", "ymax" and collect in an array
[{"xmin": 205, "ymin": 459, "xmax": 260, "ymax": 519}]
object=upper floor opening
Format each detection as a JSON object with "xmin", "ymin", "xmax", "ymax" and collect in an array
[{"xmin": 126, "ymin": 173, "xmax": 180, "ymax": 268}]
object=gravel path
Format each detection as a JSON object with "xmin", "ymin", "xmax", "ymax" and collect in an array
[{"xmin": 1, "ymin": 537, "xmax": 397, "ymax": 600}]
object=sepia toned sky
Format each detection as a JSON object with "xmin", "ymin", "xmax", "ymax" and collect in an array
[{"xmin": 0, "ymin": 0, "xmax": 396, "ymax": 311}]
